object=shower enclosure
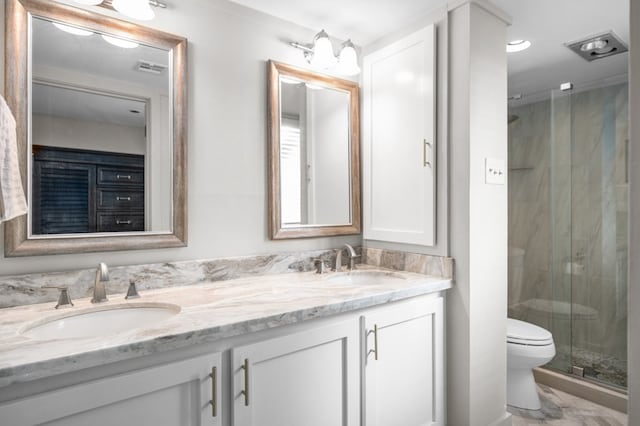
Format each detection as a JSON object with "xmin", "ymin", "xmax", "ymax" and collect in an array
[{"xmin": 508, "ymin": 79, "xmax": 628, "ymax": 389}]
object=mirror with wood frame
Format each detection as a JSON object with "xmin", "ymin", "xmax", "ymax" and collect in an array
[
  {"xmin": 4, "ymin": 0, "xmax": 187, "ymax": 256},
  {"xmin": 268, "ymin": 60, "xmax": 361, "ymax": 239}
]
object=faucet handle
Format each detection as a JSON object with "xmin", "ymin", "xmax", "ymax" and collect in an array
[
  {"xmin": 43, "ymin": 286, "xmax": 74, "ymax": 309},
  {"xmin": 125, "ymin": 280, "xmax": 141, "ymax": 299},
  {"xmin": 313, "ymin": 258, "xmax": 329, "ymax": 274}
]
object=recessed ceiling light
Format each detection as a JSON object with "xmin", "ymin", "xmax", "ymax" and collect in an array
[
  {"xmin": 506, "ymin": 40, "xmax": 531, "ymax": 53},
  {"xmin": 101, "ymin": 35, "xmax": 139, "ymax": 49},
  {"xmin": 53, "ymin": 22, "xmax": 94, "ymax": 36}
]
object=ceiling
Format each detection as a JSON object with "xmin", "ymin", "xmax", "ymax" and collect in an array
[{"xmin": 228, "ymin": 0, "xmax": 629, "ymax": 105}]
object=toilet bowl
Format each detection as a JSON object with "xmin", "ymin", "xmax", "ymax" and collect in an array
[{"xmin": 507, "ymin": 318, "xmax": 555, "ymax": 410}]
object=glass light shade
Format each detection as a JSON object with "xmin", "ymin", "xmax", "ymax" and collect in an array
[
  {"xmin": 112, "ymin": 0, "xmax": 155, "ymax": 21},
  {"xmin": 53, "ymin": 22, "xmax": 94, "ymax": 36},
  {"xmin": 73, "ymin": 0, "xmax": 103, "ymax": 5},
  {"xmin": 101, "ymin": 34, "xmax": 139, "ymax": 49},
  {"xmin": 337, "ymin": 40, "xmax": 360, "ymax": 76},
  {"xmin": 310, "ymin": 30, "xmax": 336, "ymax": 68},
  {"xmin": 506, "ymin": 40, "xmax": 531, "ymax": 53}
]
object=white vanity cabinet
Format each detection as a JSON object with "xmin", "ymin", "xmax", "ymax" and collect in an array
[
  {"xmin": 361, "ymin": 295, "xmax": 444, "ymax": 426},
  {"xmin": 362, "ymin": 25, "xmax": 437, "ymax": 246},
  {"xmin": 0, "ymin": 352, "xmax": 222, "ymax": 426},
  {"xmin": 232, "ymin": 320, "xmax": 360, "ymax": 426}
]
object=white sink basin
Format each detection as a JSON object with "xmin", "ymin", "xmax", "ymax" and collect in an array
[
  {"xmin": 326, "ymin": 270, "xmax": 407, "ymax": 285},
  {"xmin": 22, "ymin": 303, "xmax": 181, "ymax": 340}
]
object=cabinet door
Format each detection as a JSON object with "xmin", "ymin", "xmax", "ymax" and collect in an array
[
  {"xmin": 362, "ymin": 25, "xmax": 436, "ymax": 246},
  {"xmin": 32, "ymin": 160, "xmax": 96, "ymax": 234},
  {"xmin": 0, "ymin": 353, "xmax": 221, "ymax": 426},
  {"xmin": 362, "ymin": 296, "xmax": 444, "ymax": 426},
  {"xmin": 232, "ymin": 320, "xmax": 359, "ymax": 426}
]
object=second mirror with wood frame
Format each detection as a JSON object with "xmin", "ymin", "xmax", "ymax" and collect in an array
[{"xmin": 267, "ymin": 60, "xmax": 361, "ymax": 239}]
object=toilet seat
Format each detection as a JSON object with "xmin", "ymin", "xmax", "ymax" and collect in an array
[{"xmin": 507, "ymin": 318, "xmax": 553, "ymax": 346}]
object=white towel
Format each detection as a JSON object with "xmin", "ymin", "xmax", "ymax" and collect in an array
[{"xmin": 0, "ymin": 94, "xmax": 27, "ymax": 223}]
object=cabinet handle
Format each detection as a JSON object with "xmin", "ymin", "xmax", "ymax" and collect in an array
[
  {"xmin": 116, "ymin": 196, "xmax": 132, "ymax": 201},
  {"xmin": 116, "ymin": 220, "xmax": 132, "ymax": 225},
  {"xmin": 116, "ymin": 174, "xmax": 132, "ymax": 180},
  {"xmin": 241, "ymin": 358, "xmax": 249, "ymax": 406},
  {"xmin": 423, "ymin": 139, "xmax": 432, "ymax": 168},
  {"xmin": 209, "ymin": 366, "xmax": 217, "ymax": 417},
  {"xmin": 373, "ymin": 324, "xmax": 379, "ymax": 360}
]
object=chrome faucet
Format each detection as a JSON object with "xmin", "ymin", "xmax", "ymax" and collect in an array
[
  {"xmin": 91, "ymin": 262, "xmax": 109, "ymax": 303},
  {"xmin": 334, "ymin": 244, "xmax": 360, "ymax": 271}
]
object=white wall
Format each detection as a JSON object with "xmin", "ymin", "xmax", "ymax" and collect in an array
[
  {"xmin": 628, "ymin": 0, "xmax": 639, "ymax": 421},
  {"xmin": 32, "ymin": 114, "xmax": 146, "ymax": 155},
  {"xmin": 0, "ymin": 0, "xmax": 359, "ymax": 274},
  {"xmin": 448, "ymin": 1, "xmax": 510, "ymax": 425}
]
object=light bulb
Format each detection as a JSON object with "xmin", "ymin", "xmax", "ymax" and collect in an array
[
  {"xmin": 310, "ymin": 30, "xmax": 336, "ymax": 68},
  {"xmin": 112, "ymin": 0, "xmax": 155, "ymax": 21},
  {"xmin": 73, "ymin": 0, "xmax": 103, "ymax": 5},
  {"xmin": 53, "ymin": 22, "xmax": 94, "ymax": 36},
  {"xmin": 337, "ymin": 40, "xmax": 360, "ymax": 76},
  {"xmin": 102, "ymin": 34, "xmax": 139, "ymax": 49}
]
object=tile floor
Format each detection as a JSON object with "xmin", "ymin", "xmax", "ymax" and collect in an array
[{"xmin": 509, "ymin": 384, "xmax": 627, "ymax": 425}]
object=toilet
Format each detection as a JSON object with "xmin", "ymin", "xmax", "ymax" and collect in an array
[{"xmin": 507, "ymin": 318, "xmax": 556, "ymax": 410}]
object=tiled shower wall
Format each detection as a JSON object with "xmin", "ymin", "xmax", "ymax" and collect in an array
[{"xmin": 508, "ymin": 82, "xmax": 628, "ymax": 387}]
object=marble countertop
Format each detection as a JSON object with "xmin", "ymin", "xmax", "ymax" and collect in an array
[{"xmin": 0, "ymin": 267, "xmax": 451, "ymax": 388}]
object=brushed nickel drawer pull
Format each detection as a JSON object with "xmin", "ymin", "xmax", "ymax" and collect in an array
[
  {"xmin": 374, "ymin": 324, "xmax": 379, "ymax": 360},
  {"xmin": 116, "ymin": 220, "xmax": 132, "ymax": 225},
  {"xmin": 423, "ymin": 139, "xmax": 432, "ymax": 168},
  {"xmin": 241, "ymin": 358, "xmax": 249, "ymax": 406},
  {"xmin": 212, "ymin": 367, "xmax": 218, "ymax": 417},
  {"xmin": 116, "ymin": 196, "xmax": 131, "ymax": 201},
  {"xmin": 116, "ymin": 174, "xmax": 132, "ymax": 180}
]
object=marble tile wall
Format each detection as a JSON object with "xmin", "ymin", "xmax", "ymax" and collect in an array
[
  {"xmin": 362, "ymin": 247, "xmax": 454, "ymax": 279},
  {"xmin": 508, "ymin": 82, "xmax": 628, "ymax": 387},
  {"xmin": 0, "ymin": 248, "xmax": 353, "ymax": 309},
  {"xmin": 0, "ymin": 246, "xmax": 454, "ymax": 310}
]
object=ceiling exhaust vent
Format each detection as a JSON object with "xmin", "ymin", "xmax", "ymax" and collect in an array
[
  {"xmin": 565, "ymin": 31, "xmax": 628, "ymax": 62},
  {"xmin": 137, "ymin": 60, "xmax": 167, "ymax": 74}
]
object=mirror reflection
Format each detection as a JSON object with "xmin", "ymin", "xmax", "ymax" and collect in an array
[
  {"xmin": 268, "ymin": 60, "xmax": 360, "ymax": 239},
  {"xmin": 279, "ymin": 78, "xmax": 351, "ymax": 227},
  {"xmin": 30, "ymin": 16, "xmax": 172, "ymax": 235}
]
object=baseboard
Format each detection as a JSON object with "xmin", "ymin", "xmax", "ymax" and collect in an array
[{"xmin": 534, "ymin": 367, "xmax": 627, "ymax": 413}]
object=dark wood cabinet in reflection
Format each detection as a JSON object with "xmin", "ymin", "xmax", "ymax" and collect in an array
[{"xmin": 32, "ymin": 146, "xmax": 145, "ymax": 235}]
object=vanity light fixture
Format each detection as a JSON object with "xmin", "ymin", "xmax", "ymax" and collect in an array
[
  {"xmin": 101, "ymin": 34, "xmax": 139, "ymax": 49},
  {"xmin": 290, "ymin": 30, "xmax": 360, "ymax": 75},
  {"xmin": 506, "ymin": 39, "xmax": 531, "ymax": 53},
  {"xmin": 72, "ymin": 0, "xmax": 167, "ymax": 21}
]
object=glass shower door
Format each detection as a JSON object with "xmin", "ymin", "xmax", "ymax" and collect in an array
[{"xmin": 550, "ymin": 81, "xmax": 628, "ymax": 388}]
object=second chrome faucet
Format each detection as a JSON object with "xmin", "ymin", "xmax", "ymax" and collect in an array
[{"xmin": 91, "ymin": 262, "xmax": 109, "ymax": 303}]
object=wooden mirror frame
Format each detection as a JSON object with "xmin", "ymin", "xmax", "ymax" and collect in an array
[
  {"xmin": 267, "ymin": 60, "xmax": 361, "ymax": 239},
  {"xmin": 4, "ymin": 0, "xmax": 188, "ymax": 256}
]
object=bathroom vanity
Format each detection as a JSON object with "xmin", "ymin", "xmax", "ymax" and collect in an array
[{"xmin": 0, "ymin": 269, "xmax": 449, "ymax": 426}]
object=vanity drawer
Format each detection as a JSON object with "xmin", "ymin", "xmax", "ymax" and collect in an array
[
  {"xmin": 98, "ymin": 190, "xmax": 144, "ymax": 210},
  {"xmin": 97, "ymin": 167, "xmax": 144, "ymax": 186},
  {"xmin": 97, "ymin": 212, "xmax": 145, "ymax": 232}
]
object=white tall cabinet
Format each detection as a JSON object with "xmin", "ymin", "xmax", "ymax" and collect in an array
[{"xmin": 362, "ymin": 25, "xmax": 437, "ymax": 246}]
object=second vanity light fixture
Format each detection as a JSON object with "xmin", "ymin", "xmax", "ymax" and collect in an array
[
  {"xmin": 72, "ymin": 0, "xmax": 167, "ymax": 21},
  {"xmin": 290, "ymin": 30, "xmax": 361, "ymax": 76}
]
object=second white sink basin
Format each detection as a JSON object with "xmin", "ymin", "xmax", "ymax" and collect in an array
[
  {"xmin": 22, "ymin": 303, "xmax": 181, "ymax": 340},
  {"xmin": 326, "ymin": 270, "xmax": 407, "ymax": 285}
]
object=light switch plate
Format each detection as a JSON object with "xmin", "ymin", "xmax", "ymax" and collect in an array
[{"xmin": 485, "ymin": 158, "xmax": 505, "ymax": 185}]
